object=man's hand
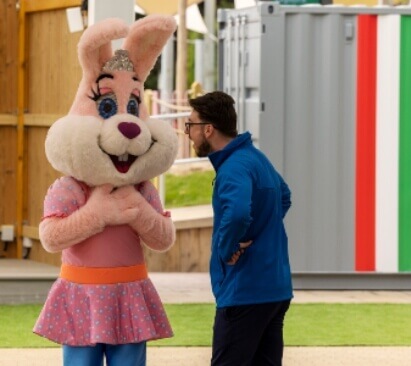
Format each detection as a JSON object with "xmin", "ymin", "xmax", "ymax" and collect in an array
[{"xmin": 227, "ymin": 240, "xmax": 253, "ymax": 265}]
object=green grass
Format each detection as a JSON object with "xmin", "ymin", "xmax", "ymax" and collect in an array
[
  {"xmin": 164, "ymin": 171, "xmax": 214, "ymax": 208},
  {"xmin": 0, "ymin": 305, "xmax": 52, "ymax": 348},
  {"xmin": 2, "ymin": 303, "xmax": 411, "ymax": 348},
  {"xmin": 285, "ymin": 303, "xmax": 411, "ymax": 346}
]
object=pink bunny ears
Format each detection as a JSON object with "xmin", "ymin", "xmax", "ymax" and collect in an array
[{"xmin": 77, "ymin": 15, "xmax": 177, "ymax": 82}]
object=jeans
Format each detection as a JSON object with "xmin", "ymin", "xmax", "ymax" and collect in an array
[{"xmin": 62, "ymin": 342, "xmax": 146, "ymax": 366}]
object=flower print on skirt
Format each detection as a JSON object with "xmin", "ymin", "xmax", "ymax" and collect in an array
[{"xmin": 33, "ymin": 278, "xmax": 173, "ymax": 346}]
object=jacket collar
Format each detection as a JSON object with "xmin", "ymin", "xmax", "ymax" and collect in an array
[{"xmin": 208, "ymin": 132, "xmax": 252, "ymax": 171}]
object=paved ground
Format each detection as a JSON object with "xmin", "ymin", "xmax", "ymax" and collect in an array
[
  {"xmin": 1, "ymin": 261, "xmax": 411, "ymax": 365},
  {"xmin": 150, "ymin": 272, "xmax": 411, "ymax": 304},
  {"xmin": 1, "ymin": 347, "xmax": 411, "ymax": 366}
]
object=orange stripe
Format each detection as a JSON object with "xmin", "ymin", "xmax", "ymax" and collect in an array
[{"xmin": 60, "ymin": 264, "xmax": 148, "ymax": 284}]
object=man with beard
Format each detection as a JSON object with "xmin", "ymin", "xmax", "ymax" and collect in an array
[{"xmin": 186, "ymin": 91, "xmax": 293, "ymax": 366}]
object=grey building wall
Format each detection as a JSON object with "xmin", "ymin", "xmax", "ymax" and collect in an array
[{"xmin": 218, "ymin": 3, "xmax": 357, "ymax": 271}]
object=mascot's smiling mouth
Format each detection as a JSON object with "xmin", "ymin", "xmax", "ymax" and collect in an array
[
  {"xmin": 109, "ymin": 153, "xmax": 137, "ymax": 173},
  {"xmin": 100, "ymin": 139, "xmax": 156, "ymax": 174}
]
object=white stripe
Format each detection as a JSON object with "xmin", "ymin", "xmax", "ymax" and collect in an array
[{"xmin": 376, "ymin": 14, "xmax": 400, "ymax": 272}]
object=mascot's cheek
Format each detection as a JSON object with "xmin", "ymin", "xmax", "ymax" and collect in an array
[
  {"xmin": 143, "ymin": 118, "xmax": 179, "ymax": 172},
  {"xmin": 74, "ymin": 154, "xmax": 119, "ymax": 187},
  {"xmin": 45, "ymin": 116, "xmax": 107, "ymax": 180}
]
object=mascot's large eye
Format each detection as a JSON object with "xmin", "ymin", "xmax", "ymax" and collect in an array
[
  {"xmin": 97, "ymin": 94, "xmax": 118, "ymax": 119},
  {"xmin": 127, "ymin": 96, "xmax": 140, "ymax": 117}
]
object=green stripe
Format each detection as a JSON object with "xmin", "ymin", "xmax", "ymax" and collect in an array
[{"xmin": 399, "ymin": 16, "xmax": 411, "ymax": 271}]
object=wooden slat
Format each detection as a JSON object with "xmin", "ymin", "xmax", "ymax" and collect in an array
[
  {"xmin": 144, "ymin": 238, "xmax": 181, "ymax": 272},
  {"xmin": 27, "ymin": 10, "xmax": 82, "ymax": 114},
  {"xmin": 16, "ymin": 0, "xmax": 27, "ymax": 260},
  {"xmin": 143, "ymin": 226, "xmax": 211, "ymax": 272},
  {"xmin": 0, "ymin": 0, "xmax": 18, "ymax": 113},
  {"xmin": 24, "ymin": 113, "xmax": 62, "ymax": 127},
  {"xmin": 26, "ymin": 128, "xmax": 62, "ymax": 226},
  {"xmin": 30, "ymin": 241, "xmax": 61, "ymax": 266},
  {"xmin": 136, "ymin": 0, "xmax": 203, "ymax": 15},
  {"xmin": 180, "ymin": 228, "xmax": 211, "ymax": 272},
  {"xmin": 0, "ymin": 115, "xmax": 18, "ymax": 126},
  {"xmin": 24, "ymin": 0, "xmax": 81, "ymax": 13},
  {"xmin": 0, "ymin": 128, "xmax": 17, "ymax": 240},
  {"xmin": 174, "ymin": 217, "xmax": 213, "ymax": 230},
  {"xmin": 22, "ymin": 225, "xmax": 39, "ymax": 240}
]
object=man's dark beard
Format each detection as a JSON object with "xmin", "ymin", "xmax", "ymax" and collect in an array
[{"xmin": 195, "ymin": 139, "xmax": 212, "ymax": 157}]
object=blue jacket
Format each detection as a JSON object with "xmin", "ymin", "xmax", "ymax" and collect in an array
[{"xmin": 208, "ymin": 132, "xmax": 293, "ymax": 308}]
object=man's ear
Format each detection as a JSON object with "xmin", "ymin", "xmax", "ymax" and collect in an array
[{"xmin": 204, "ymin": 124, "xmax": 214, "ymax": 138}]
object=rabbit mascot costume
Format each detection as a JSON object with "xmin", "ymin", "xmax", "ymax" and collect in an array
[{"xmin": 33, "ymin": 15, "xmax": 178, "ymax": 366}]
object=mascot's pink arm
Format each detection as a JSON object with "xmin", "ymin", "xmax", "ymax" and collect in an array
[
  {"xmin": 40, "ymin": 184, "xmax": 175, "ymax": 253},
  {"xmin": 39, "ymin": 204, "xmax": 105, "ymax": 253},
  {"xmin": 129, "ymin": 196, "xmax": 176, "ymax": 252}
]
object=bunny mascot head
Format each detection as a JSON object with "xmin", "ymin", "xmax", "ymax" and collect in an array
[
  {"xmin": 34, "ymin": 16, "xmax": 178, "ymax": 365},
  {"xmin": 45, "ymin": 16, "xmax": 178, "ymax": 187}
]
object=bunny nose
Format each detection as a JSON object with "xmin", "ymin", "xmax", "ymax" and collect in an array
[{"xmin": 118, "ymin": 122, "xmax": 141, "ymax": 139}]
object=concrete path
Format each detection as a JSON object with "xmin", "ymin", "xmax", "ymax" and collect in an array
[
  {"xmin": 1, "ymin": 346, "xmax": 411, "ymax": 366},
  {"xmin": 149, "ymin": 272, "xmax": 411, "ymax": 304}
]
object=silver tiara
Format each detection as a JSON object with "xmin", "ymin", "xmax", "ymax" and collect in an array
[{"xmin": 102, "ymin": 50, "xmax": 134, "ymax": 72}]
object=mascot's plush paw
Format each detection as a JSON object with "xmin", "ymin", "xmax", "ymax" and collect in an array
[{"xmin": 87, "ymin": 184, "xmax": 142, "ymax": 226}]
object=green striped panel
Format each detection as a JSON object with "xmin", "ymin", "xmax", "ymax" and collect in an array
[{"xmin": 399, "ymin": 16, "xmax": 411, "ymax": 271}]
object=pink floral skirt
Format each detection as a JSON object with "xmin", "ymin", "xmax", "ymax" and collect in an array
[{"xmin": 33, "ymin": 278, "xmax": 173, "ymax": 346}]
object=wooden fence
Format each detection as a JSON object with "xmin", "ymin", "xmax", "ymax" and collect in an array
[
  {"xmin": 0, "ymin": 0, "xmax": 211, "ymax": 272},
  {"xmin": 0, "ymin": 0, "xmax": 22, "ymax": 259}
]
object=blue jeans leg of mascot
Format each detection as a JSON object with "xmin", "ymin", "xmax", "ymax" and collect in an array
[{"xmin": 63, "ymin": 342, "xmax": 146, "ymax": 366}]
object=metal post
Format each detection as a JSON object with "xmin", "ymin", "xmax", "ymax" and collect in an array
[
  {"xmin": 194, "ymin": 39, "xmax": 204, "ymax": 85},
  {"xmin": 88, "ymin": 0, "xmax": 135, "ymax": 49},
  {"xmin": 204, "ymin": 0, "xmax": 216, "ymax": 92},
  {"xmin": 159, "ymin": 37, "xmax": 175, "ymax": 113}
]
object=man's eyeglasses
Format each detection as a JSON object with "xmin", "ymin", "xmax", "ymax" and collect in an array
[{"xmin": 184, "ymin": 122, "xmax": 210, "ymax": 134}]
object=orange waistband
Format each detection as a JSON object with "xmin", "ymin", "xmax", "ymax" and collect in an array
[{"xmin": 60, "ymin": 263, "xmax": 148, "ymax": 284}]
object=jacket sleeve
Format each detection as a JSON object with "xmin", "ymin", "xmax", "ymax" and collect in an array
[
  {"xmin": 215, "ymin": 165, "xmax": 253, "ymax": 263},
  {"xmin": 280, "ymin": 175, "xmax": 291, "ymax": 218}
]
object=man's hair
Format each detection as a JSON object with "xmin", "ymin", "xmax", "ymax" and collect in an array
[{"xmin": 188, "ymin": 91, "xmax": 238, "ymax": 138}]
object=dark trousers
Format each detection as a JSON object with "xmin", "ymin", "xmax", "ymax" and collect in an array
[{"xmin": 211, "ymin": 300, "xmax": 291, "ymax": 366}]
